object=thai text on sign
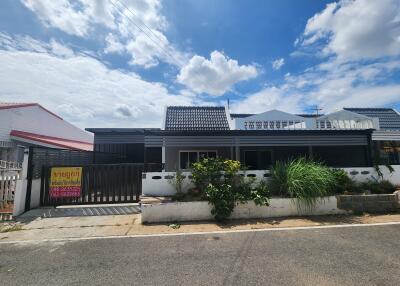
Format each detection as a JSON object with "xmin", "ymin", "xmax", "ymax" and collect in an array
[{"xmin": 49, "ymin": 167, "xmax": 82, "ymax": 198}]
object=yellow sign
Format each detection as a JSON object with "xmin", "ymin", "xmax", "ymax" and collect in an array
[{"xmin": 49, "ymin": 167, "xmax": 82, "ymax": 198}]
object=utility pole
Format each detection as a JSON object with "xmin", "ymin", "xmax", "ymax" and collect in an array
[{"xmin": 311, "ymin": 105, "xmax": 323, "ymax": 116}]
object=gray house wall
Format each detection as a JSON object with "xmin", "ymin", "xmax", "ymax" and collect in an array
[
  {"xmin": 165, "ymin": 146, "xmax": 231, "ymax": 171},
  {"xmin": 89, "ymin": 129, "xmax": 373, "ymax": 170}
]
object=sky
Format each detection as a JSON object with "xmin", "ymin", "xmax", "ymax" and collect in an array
[{"xmin": 0, "ymin": 0, "xmax": 400, "ymax": 129}]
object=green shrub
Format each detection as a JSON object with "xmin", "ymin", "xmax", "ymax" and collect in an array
[
  {"xmin": 359, "ymin": 179, "xmax": 396, "ymax": 194},
  {"xmin": 205, "ymin": 183, "xmax": 235, "ymax": 221},
  {"xmin": 191, "ymin": 157, "xmax": 224, "ymax": 192},
  {"xmin": 378, "ymin": 180, "xmax": 396, "ymax": 194},
  {"xmin": 235, "ymin": 178, "xmax": 270, "ymax": 206},
  {"xmin": 250, "ymin": 180, "xmax": 270, "ymax": 206},
  {"xmin": 329, "ymin": 169, "xmax": 357, "ymax": 195},
  {"xmin": 192, "ymin": 157, "xmax": 270, "ymax": 220},
  {"xmin": 270, "ymin": 158, "xmax": 335, "ymax": 209}
]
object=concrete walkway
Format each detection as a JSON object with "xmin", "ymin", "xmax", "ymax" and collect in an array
[{"xmin": 1, "ymin": 211, "xmax": 400, "ymax": 243}]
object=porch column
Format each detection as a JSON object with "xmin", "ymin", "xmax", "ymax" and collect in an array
[
  {"xmin": 235, "ymin": 137, "xmax": 240, "ymax": 161},
  {"xmin": 162, "ymin": 137, "xmax": 166, "ymax": 172},
  {"xmin": 366, "ymin": 133, "xmax": 374, "ymax": 167},
  {"xmin": 308, "ymin": 146, "xmax": 313, "ymax": 159},
  {"xmin": 143, "ymin": 145, "xmax": 147, "ymax": 170}
]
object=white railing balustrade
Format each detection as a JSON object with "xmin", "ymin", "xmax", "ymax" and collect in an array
[{"xmin": 315, "ymin": 119, "xmax": 374, "ymax": 130}]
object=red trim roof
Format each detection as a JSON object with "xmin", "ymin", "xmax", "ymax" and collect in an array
[
  {"xmin": 0, "ymin": 102, "xmax": 63, "ymax": 120},
  {"xmin": 10, "ymin": 130, "xmax": 93, "ymax": 151}
]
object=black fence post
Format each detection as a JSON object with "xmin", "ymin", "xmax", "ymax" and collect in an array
[
  {"xmin": 39, "ymin": 165, "xmax": 46, "ymax": 206},
  {"xmin": 24, "ymin": 146, "xmax": 34, "ymax": 212}
]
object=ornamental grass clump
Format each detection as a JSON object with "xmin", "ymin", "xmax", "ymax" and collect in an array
[{"xmin": 270, "ymin": 158, "xmax": 335, "ymax": 210}]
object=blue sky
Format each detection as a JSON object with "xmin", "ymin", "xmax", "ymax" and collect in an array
[{"xmin": 0, "ymin": 0, "xmax": 399, "ymax": 128}]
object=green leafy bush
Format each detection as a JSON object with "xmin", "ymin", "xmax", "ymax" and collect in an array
[
  {"xmin": 359, "ymin": 179, "xmax": 396, "ymax": 194},
  {"xmin": 250, "ymin": 180, "xmax": 270, "ymax": 206},
  {"xmin": 191, "ymin": 157, "xmax": 224, "ymax": 192},
  {"xmin": 270, "ymin": 158, "xmax": 335, "ymax": 209},
  {"xmin": 328, "ymin": 169, "xmax": 357, "ymax": 195},
  {"xmin": 234, "ymin": 178, "xmax": 270, "ymax": 206},
  {"xmin": 205, "ymin": 183, "xmax": 235, "ymax": 221},
  {"xmin": 192, "ymin": 157, "xmax": 270, "ymax": 220}
]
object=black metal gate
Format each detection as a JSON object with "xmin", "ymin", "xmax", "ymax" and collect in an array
[{"xmin": 40, "ymin": 163, "xmax": 145, "ymax": 206}]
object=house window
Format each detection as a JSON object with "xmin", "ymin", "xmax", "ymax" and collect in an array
[
  {"xmin": 179, "ymin": 150, "xmax": 217, "ymax": 169},
  {"xmin": 244, "ymin": 150, "xmax": 272, "ymax": 170},
  {"xmin": 379, "ymin": 141, "xmax": 400, "ymax": 165}
]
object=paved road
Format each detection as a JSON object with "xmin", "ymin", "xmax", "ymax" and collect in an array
[{"xmin": 1, "ymin": 224, "xmax": 400, "ymax": 285}]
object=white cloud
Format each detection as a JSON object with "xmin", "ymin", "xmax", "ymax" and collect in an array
[
  {"xmin": 299, "ymin": 59, "xmax": 400, "ymax": 111},
  {"xmin": 82, "ymin": 0, "xmax": 116, "ymax": 28},
  {"xmin": 231, "ymin": 87, "xmax": 303, "ymax": 114},
  {"xmin": 125, "ymin": 31, "xmax": 168, "ymax": 68},
  {"xmin": 272, "ymin": 58, "xmax": 285, "ymax": 70},
  {"xmin": 104, "ymin": 33, "xmax": 124, "ymax": 54},
  {"xmin": 22, "ymin": 0, "xmax": 91, "ymax": 37},
  {"xmin": 300, "ymin": 0, "xmax": 400, "ymax": 59},
  {"xmin": 50, "ymin": 39, "xmax": 74, "ymax": 58},
  {"xmin": 230, "ymin": 56, "xmax": 400, "ymax": 115},
  {"xmin": 21, "ymin": 0, "xmax": 185, "ymax": 69},
  {"xmin": 177, "ymin": 51, "xmax": 258, "ymax": 96},
  {"xmin": 0, "ymin": 34, "xmax": 206, "ymax": 128},
  {"xmin": 256, "ymin": 0, "xmax": 400, "ymax": 115},
  {"xmin": 115, "ymin": 104, "xmax": 137, "ymax": 118}
]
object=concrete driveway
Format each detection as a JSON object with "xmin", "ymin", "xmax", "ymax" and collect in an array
[
  {"xmin": 1, "ymin": 224, "xmax": 400, "ymax": 285},
  {"xmin": 19, "ymin": 203, "xmax": 141, "ymax": 219}
]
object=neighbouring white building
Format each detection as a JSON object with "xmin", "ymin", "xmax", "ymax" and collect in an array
[{"xmin": 0, "ymin": 102, "xmax": 93, "ymax": 163}]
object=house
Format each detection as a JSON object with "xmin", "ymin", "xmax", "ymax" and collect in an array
[
  {"xmin": 86, "ymin": 106, "xmax": 400, "ymax": 171},
  {"xmin": 0, "ymin": 102, "xmax": 93, "ymax": 163}
]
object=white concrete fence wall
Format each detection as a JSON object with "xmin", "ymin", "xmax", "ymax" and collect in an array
[
  {"xmin": 141, "ymin": 196, "xmax": 350, "ymax": 223},
  {"xmin": 142, "ymin": 170, "xmax": 270, "ymax": 196},
  {"xmin": 344, "ymin": 166, "xmax": 400, "ymax": 185},
  {"xmin": 12, "ymin": 149, "xmax": 42, "ymax": 216},
  {"xmin": 12, "ymin": 150, "xmax": 29, "ymax": 216},
  {"xmin": 142, "ymin": 165, "xmax": 400, "ymax": 197}
]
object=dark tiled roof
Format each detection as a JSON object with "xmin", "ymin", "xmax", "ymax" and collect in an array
[
  {"xmin": 344, "ymin": 108, "xmax": 400, "ymax": 130},
  {"xmin": 230, "ymin": 113, "xmax": 253, "ymax": 119},
  {"xmin": 165, "ymin": 106, "xmax": 230, "ymax": 131}
]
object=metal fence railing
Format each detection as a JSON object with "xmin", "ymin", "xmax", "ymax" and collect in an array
[
  {"xmin": 29, "ymin": 147, "xmax": 127, "ymax": 179},
  {"xmin": 40, "ymin": 163, "xmax": 159, "ymax": 206},
  {"xmin": 0, "ymin": 160, "xmax": 22, "ymax": 170},
  {"xmin": 0, "ymin": 169, "xmax": 21, "ymax": 214}
]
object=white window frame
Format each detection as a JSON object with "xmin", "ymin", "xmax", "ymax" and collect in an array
[{"xmin": 179, "ymin": 150, "xmax": 218, "ymax": 170}]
